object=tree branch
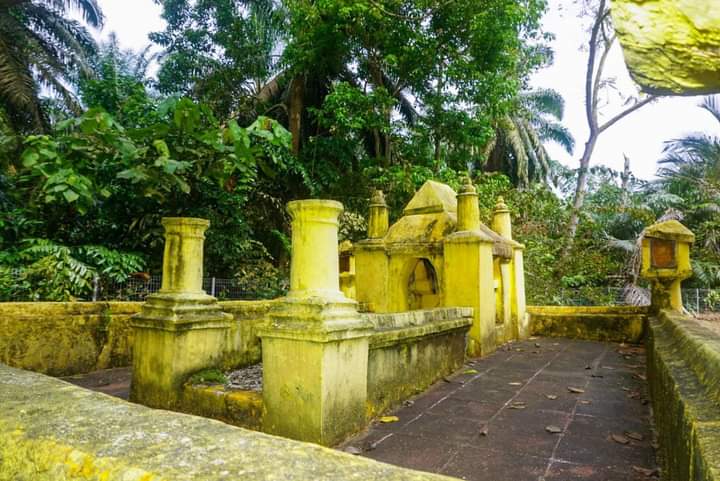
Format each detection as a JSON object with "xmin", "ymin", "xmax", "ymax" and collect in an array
[
  {"xmin": 598, "ymin": 95, "xmax": 657, "ymax": 134},
  {"xmin": 585, "ymin": 0, "xmax": 607, "ymax": 133},
  {"xmin": 591, "ymin": 34, "xmax": 616, "ymax": 117}
]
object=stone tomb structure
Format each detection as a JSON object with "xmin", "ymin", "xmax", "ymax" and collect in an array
[{"xmin": 351, "ymin": 179, "xmax": 529, "ymax": 356}]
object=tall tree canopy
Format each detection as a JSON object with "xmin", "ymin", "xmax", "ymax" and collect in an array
[{"xmin": 0, "ymin": 0, "xmax": 102, "ymax": 132}]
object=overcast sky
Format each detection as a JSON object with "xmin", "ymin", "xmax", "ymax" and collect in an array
[{"xmin": 92, "ymin": 0, "xmax": 718, "ymax": 180}]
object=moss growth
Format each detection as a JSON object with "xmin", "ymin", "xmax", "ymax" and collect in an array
[
  {"xmin": 647, "ymin": 310, "xmax": 720, "ymax": 480},
  {"xmin": 528, "ymin": 305, "xmax": 649, "ymax": 343},
  {"xmin": 188, "ymin": 369, "xmax": 227, "ymax": 386},
  {"xmin": 0, "ymin": 364, "xmax": 455, "ymax": 480}
]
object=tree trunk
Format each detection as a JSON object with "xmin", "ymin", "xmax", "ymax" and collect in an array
[
  {"xmin": 564, "ymin": 135, "xmax": 597, "ymax": 252},
  {"xmin": 289, "ymin": 75, "xmax": 305, "ymax": 155}
]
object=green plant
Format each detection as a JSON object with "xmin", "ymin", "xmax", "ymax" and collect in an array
[{"xmin": 188, "ymin": 369, "xmax": 227, "ymax": 386}]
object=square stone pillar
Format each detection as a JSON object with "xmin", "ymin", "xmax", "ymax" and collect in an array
[
  {"xmin": 259, "ymin": 200, "xmax": 372, "ymax": 446},
  {"xmin": 130, "ymin": 218, "xmax": 231, "ymax": 409},
  {"xmin": 444, "ymin": 231, "xmax": 496, "ymax": 357},
  {"xmin": 511, "ymin": 246, "xmax": 529, "ymax": 339}
]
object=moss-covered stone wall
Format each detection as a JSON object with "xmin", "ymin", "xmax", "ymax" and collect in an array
[
  {"xmin": 0, "ymin": 300, "xmax": 274, "ymax": 377},
  {"xmin": 647, "ymin": 311, "xmax": 720, "ymax": 481},
  {"xmin": 0, "ymin": 363, "xmax": 456, "ymax": 481},
  {"xmin": 0, "ymin": 302, "xmax": 142, "ymax": 376},
  {"xmin": 528, "ymin": 305, "xmax": 649, "ymax": 343},
  {"xmin": 365, "ymin": 308, "xmax": 472, "ymax": 417}
]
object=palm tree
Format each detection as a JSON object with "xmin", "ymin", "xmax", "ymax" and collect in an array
[
  {"xmin": 0, "ymin": 0, "xmax": 102, "ymax": 132},
  {"xmin": 658, "ymin": 96, "xmax": 720, "ymax": 199},
  {"xmin": 482, "ymin": 88, "xmax": 575, "ymax": 187}
]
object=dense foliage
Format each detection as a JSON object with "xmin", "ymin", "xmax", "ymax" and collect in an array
[{"xmin": 0, "ymin": 0, "xmax": 717, "ymax": 305}]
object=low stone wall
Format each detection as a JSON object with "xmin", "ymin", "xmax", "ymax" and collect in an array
[
  {"xmin": 528, "ymin": 305, "xmax": 649, "ymax": 343},
  {"xmin": 0, "ymin": 300, "xmax": 273, "ymax": 377},
  {"xmin": 0, "ymin": 363, "xmax": 454, "ymax": 481},
  {"xmin": 180, "ymin": 384, "xmax": 263, "ymax": 431},
  {"xmin": 365, "ymin": 308, "xmax": 472, "ymax": 416},
  {"xmin": 0, "ymin": 302, "xmax": 142, "ymax": 376},
  {"xmin": 648, "ymin": 311, "xmax": 720, "ymax": 481},
  {"xmin": 219, "ymin": 300, "xmax": 274, "ymax": 367}
]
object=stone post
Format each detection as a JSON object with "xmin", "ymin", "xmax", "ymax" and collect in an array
[
  {"xmin": 260, "ymin": 200, "xmax": 372, "ymax": 446},
  {"xmin": 457, "ymin": 177, "xmax": 480, "ymax": 232},
  {"xmin": 130, "ymin": 218, "xmax": 231, "ymax": 409},
  {"xmin": 444, "ymin": 181, "xmax": 496, "ymax": 356},
  {"xmin": 368, "ymin": 190, "xmax": 389, "ymax": 239},
  {"xmin": 492, "ymin": 197, "xmax": 529, "ymax": 340},
  {"xmin": 491, "ymin": 197, "xmax": 512, "ymax": 239},
  {"xmin": 355, "ymin": 191, "xmax": 390, "ymax": 312}
]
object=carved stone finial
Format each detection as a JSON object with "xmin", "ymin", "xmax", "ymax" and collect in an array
[
  {"xmin": 494, "ymin": 196, "xmax": 509, "ymax": 212},
  {"xmin": 459, "ymin": 176, "xmax": 476, "ymax": 194},
  {"xmin": 370, "ymin": 189, "xmax": 387, "ymax": 206}
]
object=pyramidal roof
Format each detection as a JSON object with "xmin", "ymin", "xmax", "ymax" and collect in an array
[
  {"xmin": 643, "ymin": 220, "xmax": 695, "ymax": 243},
  {"xmin": 403, "ymin": 180, "xmax": 457, "ymax": 215}
]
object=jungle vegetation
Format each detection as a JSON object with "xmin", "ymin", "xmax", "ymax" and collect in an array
[{"xmin": 0, "ymin": 0, "xmax": 718, "ymax": 306}]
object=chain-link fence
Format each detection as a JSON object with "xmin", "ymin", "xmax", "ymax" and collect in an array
[
  {"xmin": 532, "ymin": 286, "xmax": 720, "ymax": 313},
  {"xmin": 682, "ymin": 289, "xmax": 720, "ymax": 314},
  {"xmin": 95, "ymin": 275, "xmax": 286, "ymax": 301},
  {"xmin": 528, "ymin": 286, "xmax": 650, "ymax": 307}
]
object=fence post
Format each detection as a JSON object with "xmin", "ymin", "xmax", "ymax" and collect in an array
[
  {"xmin": 211, "ymin": 277, "xmax": 216, "ymax": 297},
  {"xmin": 92, "ymin": 275, "xmax": 99, "ymax": 302},
  {"xmin": 697, "ymin": 288, "xmax": 701, "ymax": 312}
]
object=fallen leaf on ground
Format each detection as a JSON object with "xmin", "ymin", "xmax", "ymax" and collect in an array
[
  {"xmin": 344, "ymin": 446, "xmax": 362, "ymax": 455},
  {"xmin": 509, "ymin": 402, "xmax": 526, "ymax": 409},
  {"xmin": 534, "ymin": 342, "xmax": 541, "ymax": 348},
  {"xmin": 568, "ymin": 386, "xmax": 585, "ymax": 394},
  {"xmin": 601, "ymin": 365, "xmax": 615, "ymax": 370},
  {"xmin": 635, "ymin": 373, "xmax": 648, "ymax": 381},
  {"xmin": 611, "ymin": 434, "xmax": 630, "ymax": 445},
  {"xmin": 479, "ymin": 425, "xmax": 489, "ymax": 436},
  {"xmin": 403, "ymin": 400, "xmax": 414, "ymax": 407},
  {"xmin": 585, "ymin": 365, "xmax": 592, "ymax": 370},
  {"xmin": 508, "ymin": 382, "xmax": 522, "ymax": 386},
  {"xmin": 591, "ymin": 374, "xmax": 604, "ymax": 378},
  {"xmin": 379, "ymin": 416, "xmax": 399, "ymax": 423},
  {"xmin": 579, "ymin": 400, "xmax": 592, "ymax": 405},
  {"xmin": 545, "ymin": 425, "xmax": 563, "ymax": 434},
  {"xmin": 545, "ymin": 394, "xmax": 558, "ymax": 400},
  {"xmin": 631, "ymin": 466, "xmax": 659, "ymax": 477},
  {"xmin": 625, "ymin": 431, "xmax": 644, "ymax": 441},
  {"xmin": 464, "ymin": 369, "xmax": 479, "ymax": 375}
]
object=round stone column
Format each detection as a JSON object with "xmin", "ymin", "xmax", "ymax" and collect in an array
[
  {"xmin": 368, "ymin": 190, "xmax": 389, "ymax": 239},
  {"xmin": 159, "ymin": 217, "xmax": 210, "ymax": 295},
  {"xmin": 457, "ymin": 177, "xmax": 480, "ymax": 232},
  {"xmin": 492, "ymin": 197, "xmax": 513, "ymax": 239},
  {"xmin": 287, "ymin": 200, "xmax": 344, "ymax": 299}
]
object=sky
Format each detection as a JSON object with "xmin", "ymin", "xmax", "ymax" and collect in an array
[{"xmin": 91, "ymin": 0, "xmax": 718, "ymax": 181}]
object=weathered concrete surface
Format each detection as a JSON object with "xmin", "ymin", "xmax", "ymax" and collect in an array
[
  {"xmin": 0, "ymin": 363, "xmax": 457, "ymax": 481},
  {"xmin": 0, "ymin": 302, "xmax": 142, "ymax": 376},
  {"xmin": 647, "ymin": 310, "xmax": 720, "ymax": 480},
  {"xmin": 613, "ymin": 0, "xmax": 720, "ymax": 95},
  {"xmin": 365, "ymin": 308, "xmax": 472, "ymax": 417},
  {"xmin": 0, "ymin": 300, "xmax": 273, "ymax": 378},
  {"xmin": 529, "ymin": 305, "xmax": 649, "ymax": 343},
  {"xmin": 344, "ymin": 338, "xmax": 657, "ymax": 480}
]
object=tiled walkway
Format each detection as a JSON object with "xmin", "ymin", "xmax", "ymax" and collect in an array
[{"xmin": 343, "ymin": 338, "xmax": 657, "ymax": 481}]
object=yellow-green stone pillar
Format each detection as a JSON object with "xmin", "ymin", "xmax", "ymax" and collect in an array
[
  {"xmin": 260, "ymin": 200, "xmax": 372, "ymax": 446},
  {"xmin": 130, "ymin": 217, "xmax": 231, "ymax": 409},
  {"xmin": 444, "ymin": 179, "xmax": 496, "ymax": 356}
]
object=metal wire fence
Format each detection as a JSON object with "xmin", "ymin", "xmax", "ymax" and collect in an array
[
  {"xmin": 532, "ymin": 286, "xmax": 720, "ymax": 313},
  {"xmin": 95, "ymin": 275, "xmax": 285, "ymax": 301}
]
